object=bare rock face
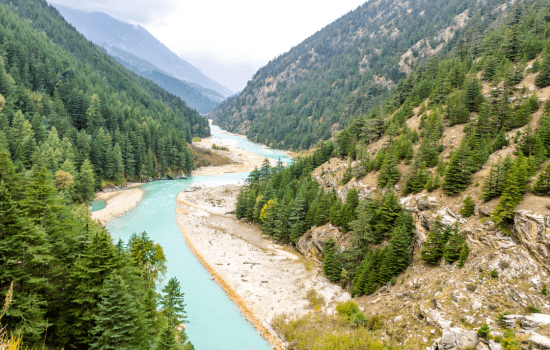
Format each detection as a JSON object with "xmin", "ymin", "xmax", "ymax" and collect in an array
[
  {"xmin": 513, "ymin": 211, "xmax": 550, "ymax": 267},
  {"xmin": 296, "ymin": 225, "xmax": 341, "ymax": 262}
]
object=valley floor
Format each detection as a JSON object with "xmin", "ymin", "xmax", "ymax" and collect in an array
[{"xmin": 175, "ymin": 185, "xmax": 351, "ymax": 349}]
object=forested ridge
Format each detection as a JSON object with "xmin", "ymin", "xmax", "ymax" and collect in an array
[
  {"xmin": 0, "ymin": 0, "xmax": 210, "ymax": 201},
  {"xmin": 237, "ymin": 0, "xmax": 550, "ymax": 304},
  {"xmin": 211, "ymin": 0, "xmax": 540, "ymax": 151},
  {"xmin": 0, "ymin": 0, "xmax": 209, "ymax": 347}
]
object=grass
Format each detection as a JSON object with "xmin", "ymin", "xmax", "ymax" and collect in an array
[
  {"xmin": 273, "ymin": 313, "xmax": 395, "ymax": 350},
  {"xmin": 306, "ymin": 289, "xmax": 324, "ymax": 311}
]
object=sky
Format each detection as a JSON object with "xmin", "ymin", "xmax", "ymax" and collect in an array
[{"xmin": 46, "ymin": 0, "xmax": 367, "ymax": 92}]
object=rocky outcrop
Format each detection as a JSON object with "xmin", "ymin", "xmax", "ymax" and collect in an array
[
  {"xmin": 513, "ymin": 211, "xmax": 550, "ymax": 269},
  {"xmin": 432, "ymin": 328, "xmax": 479, "ymax": 350},
  {"xmin": 296, "ymin": 225, "xmax": 342, "ymax": 262}
]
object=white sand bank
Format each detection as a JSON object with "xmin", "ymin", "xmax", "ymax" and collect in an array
[{"xmin": 91, "ymin": 187, "xmax": 144, "ymax": 224}]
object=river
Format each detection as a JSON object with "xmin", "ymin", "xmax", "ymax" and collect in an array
[{"xmin": 101, "ymin": 125, "xmax": 292, "ymax": 349}]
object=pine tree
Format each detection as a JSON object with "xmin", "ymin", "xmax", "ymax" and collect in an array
[
  {"xmin": 0, "ymin": 181, "xmax": 51, "ymax": 342},
  {"xmin": 443, "ymin": 144, "xmax": 472, "ymax": 195},
  {"xmin": 90, "ymin": 275, "xmax": 142, "ymax": 350},
  {"xmin": 78, "ymin": 158, "xmax": 95, "ymax": 202},
  {"xmin": 444, "ymin": 224, "xmax": 465, "ymax": 263},
  {"xmin": 421, "ymin": 217, "xmax": 446, "ymax": 264},
  {"xmin": 403, "ymin": 161, "xmax": 428, "ymax": 195},
  {"xmin": 492, "ymin": 159, "xmax": 525, "ymax": 224},
  {"xmin": 322, "ymin": 238, "xmax": 336, "ymax": 279},
  {"xmin": 161, "ymin": 277, "xmax": 187, "ymax": 328},
  {"xmin": 533, "ymin": 164, "xmax": 550, "ymax": 195},
  {"xmin": 459, "ymin": 194, "xmax": 475, "ymax": 217},
  {"xmin": 154, "ymin": 323, "xmax": 179, "ymax": 350},
  {"xmin": 378, "ymin": 150, "xmax": 400, "ymax": 188},
  {"xmin": 289, "ymin": 193, "xmax": 307, "ymax": 242}
]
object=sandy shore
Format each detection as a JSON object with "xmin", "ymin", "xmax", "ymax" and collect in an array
[
  {"xmin": 191, "ymin": 122, "xmax": 292, "ymax": 177},
  {"xmin": 176, "ymin": 185, "xmax": 350, "ymax": 349},
  {"xmin": 91, "ymin": 187, "xmax": 145, "ymax": 224}
]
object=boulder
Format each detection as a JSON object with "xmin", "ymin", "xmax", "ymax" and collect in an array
[
  {"xmin": 416, "ymin": 196, "xmax": 440, "ymax": 211},
  {"xmin": 487, "ymin": 340, "xmax": 503, "ymax": 350},
  {"xmin": 436, "ymin": 328, "xmax": 479, "ymax": 350},
  {"xmin": 529, "ymin": 332, "xmax": 550, "ymax": 349},
  {"xmin": 501, "ymin": 314, "xmax": 524, "ymax": 328},
  {"xmin": 520, "ymin": 314, "xmax": 550, "ymax": 330}
]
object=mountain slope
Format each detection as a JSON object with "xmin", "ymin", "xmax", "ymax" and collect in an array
[
  {"xmin": 109, "ymin": 47, "xmax": 220, "ymax": 114},
  {"xmin": 210, "ymin": 0, "xmax": 514, "ymax": 150},
  {"xmin": 0, "ymin": 0, "xmax": 211, "ymax": 190},
  {"xmin": 53, "ymin": 4, "xmax": 232, "ymax": 101},
  {"xmin": 234, "ymin": 0, "xmax": 550, "ymax": 347}
]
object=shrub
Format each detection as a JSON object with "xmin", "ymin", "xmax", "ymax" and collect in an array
[
  {"xmin": 192, "ymin": 137, "xmax": 201, "ymax": 142},
  {"xmin": 390, "ymin": 276, "xmax": 397, "ymax": 286},
  {"xmin": 478, "ymin": 322, "xmax": 490, "ymax": 338},
  {"xmin": 543, "ymin": 284, "xmax": 548, "ymax": 296},
  {"xmin": 336, "ymin": 301, "xmax": 359, "ymax": 318},
  {"xmin": 490, "ymin": 270, "xmax": 498, "ymax": 278},
  {"xmin": 306, "ymin": 289, "xmax": 325, "ymax": 311},
  {"xmin": 350, "ymin": 311, "xmax": 368, "ymax": 328},
  {"xmin": 366, "ymin": 315, "xmax": 383, "ymax": 331},
  {"xmin": 525, "ymin": 305, "xmax": 541, "ymax": 313}
]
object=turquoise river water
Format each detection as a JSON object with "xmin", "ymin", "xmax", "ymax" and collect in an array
[{"xmin": 99, "ymin": 125, "xmax": 292, "ymax": 349}]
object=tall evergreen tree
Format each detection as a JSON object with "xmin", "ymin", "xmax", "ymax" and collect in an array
[
  {"xmin": 161, "ymin": 278, "xmax": 188, "ymax": 328},
  {"xmin": 90, "ymin": 275, "xmax": 142, "ymax": 350}
]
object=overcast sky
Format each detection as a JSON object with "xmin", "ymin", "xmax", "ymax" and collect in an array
[{"xmin": 46, "ymin": 0, "xmax": 366, "ymax": 92}]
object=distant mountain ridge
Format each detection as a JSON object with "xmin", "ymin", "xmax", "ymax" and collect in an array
[
  {"xmin": 53, "ymin": 5, "xmax": 232, "ymax": 113},
  {"xmin": 209, "ymin": 0, "xmax": 519, "ymax": 150}
]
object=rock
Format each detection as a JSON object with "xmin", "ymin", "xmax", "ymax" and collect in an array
[
  {"xmin": 520, "ymin": 314, "xmax": 550, "ymax": 330},
  {"xmin": 417, "ymin": 196, "xmax": 440, "ymax": 211},
  {"xmin": 472, "ymin": 299, "xmax": 482, "ymax": 310},
  {"xmin": 394, "ymin": 315, "xmax": 403, "ymax": 322},
  {"xmin": 476, "ymin": 343, "xmax": 489, "ymax": 350},
  {"xmin": 437, "ymin": 328, "xmax": 479, "ymax": 350},
  {"xmin": 488, "ymin": 340, "xmax": 503, "ymax": 350},
  {"xmin": 529, "ymin": 332, "xmax": 550, "ymax": 349},
  {"xmin": 477, "ymin": 205, "xmax": 494, "ymax": 217},
  {"xmin": 501, "ymin": 314, "xmax": 525, "ymax": 328}
]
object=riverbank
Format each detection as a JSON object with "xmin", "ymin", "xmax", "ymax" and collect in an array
[
  {"xmin": 176, "ymin": 185, "xmax": 351, "ymax": 349},
  {"xmin": 191, "ymin": 123, "xmax": 293, "ymax": 177},
  {"xmin": 91, "ymin": 186, "xmax": 144, "ymax": 224}
]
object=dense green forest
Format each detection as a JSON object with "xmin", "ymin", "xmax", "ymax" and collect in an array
[
  {"xmin": 236, "ymin": 0, "xmax": 550, "ymax": 296},
  {"xmin": 0, "ymin": 148, "xmax": 193, "ymax": 348},
  {"xmin": 212, "ymin": 0, "xmax": 545, "ymax": 151},
  {"xmin": 0, "ymin": 0, "xmax": 210, "ymax": 201},
  {"xmin": 0, "ymin": 0, "xmax": 211, "ymax": 347}
]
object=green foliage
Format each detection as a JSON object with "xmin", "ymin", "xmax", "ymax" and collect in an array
[
  {"xmin": 336, "ymin": 301, "xmax": 359, "ymax": 319},
  {"xmin": 421, "ymin": 216, "xmax": 447, "ymax": 264},
  {"xmin": 525, "ymin": 305, "xmax": 542, "ymax": 313},
  {"xmin": 444, "ymin": 224, "xmax": 465, "ymax": 263},
  {"xmin": 542, "ymin": 283, "xmax": 548, "ymax": 296},
  {"xmin": 533, "ymin": 163, "xmax": 550, "ymax": 195},
  {"xmin": 492, "ymin": 154, "xmax": 530, "ymax": 224},
  {"xmin": 350, "ymin": 311, "xmax": 368, "ymax": 328},
  {"xmin": 477, "ymin": 322, "xmax": 490, "ymax": 338},
  {"xmin": 161, "ymin": 277, "xmax": 187, "ymax": 328},
  {"xmin": 490, "ymin": 270, "xmax": 499, "ymax": 278},
  {"xmin": 459, "ymin": 194, "xmax": 475, "ymax": 217},
  {"xmin": 0, "ymin": 0, "xmax": 206, "ymax": 195},
  {"xmin": 90, "ymin": 275, "xmax": 142, "ymax": 350}
]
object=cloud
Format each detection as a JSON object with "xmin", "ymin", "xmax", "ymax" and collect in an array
[{"xmin": 47, "ymin": 0, "xmax": 177, "ymax": 23}]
